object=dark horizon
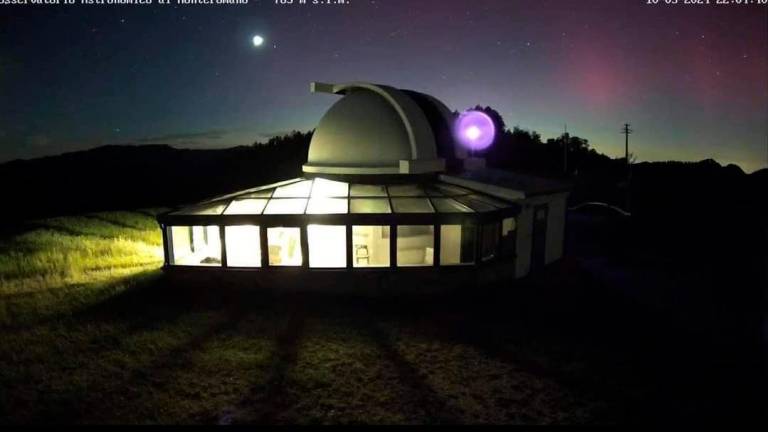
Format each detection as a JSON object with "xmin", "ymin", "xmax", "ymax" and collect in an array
[{"xmin": 1, "ymin": 127, "xmax": 763, "ymax": 176}]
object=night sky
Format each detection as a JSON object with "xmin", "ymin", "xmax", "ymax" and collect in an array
[{"xmin": 1, "ymin": 0, "xmax": 766, "ymax": 172}]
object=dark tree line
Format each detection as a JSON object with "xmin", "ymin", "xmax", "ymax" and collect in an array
[{"xmin": 450, "ymin": 106, "xmax": 630, "ymax": 206}]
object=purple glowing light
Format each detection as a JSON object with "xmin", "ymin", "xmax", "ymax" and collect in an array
[{"xmin": 455, "ymin": 110, "xmax": 496, "ymax": 151}]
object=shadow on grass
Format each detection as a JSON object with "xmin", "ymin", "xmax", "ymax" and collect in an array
[
  {"xmin": 3, "ymin": 259, "xmax": 764, "ymax": 424},
  {"xmin": 1, "ymin": 268, "xmax": 163, "ymax": 329},
  {"xmin": 2, "ymin": 273, "xmax": 269, "ymax": 424},
  {"xmin": 68, "ymin": 305, "xmax": 252, "ymax": 424},
  {"xmin": 362, "ymin": 320, "xmax": 461, "ymax": 424},
  {"xmin": 220, "ymin": 295, "xmax": 307, "ymax": 425}
]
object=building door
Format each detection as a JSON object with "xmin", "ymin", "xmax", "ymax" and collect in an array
[{"xmin": 531, "ymin": 204, "xmax": 548, "ymax": 271}]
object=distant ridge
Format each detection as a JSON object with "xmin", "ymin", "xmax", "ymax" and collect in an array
[
  {"xmin": 0, "ymin": 136, "xmax": 764, "ymax": 222},
  {"xmin": 0, "ymin": 134, "xmax": 312, "ymax": 223}
]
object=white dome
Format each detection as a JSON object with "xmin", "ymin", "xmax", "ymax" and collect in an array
[{"xmin": 303, "ymin": 82, "xmax": 446, "ymax": 175}]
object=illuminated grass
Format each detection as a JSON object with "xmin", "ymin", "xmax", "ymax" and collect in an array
[{"xmin": 0, "ymin": 210, "xmax": 164, "ymax": 325}]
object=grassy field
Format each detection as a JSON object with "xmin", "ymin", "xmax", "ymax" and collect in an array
[
  {"xmin": 0, "ymin": 211, "xmax": 761, "ymax": 424},
  {"xmin": 0, "ymin": 210, "xmax": 165, "ymax": 326}
]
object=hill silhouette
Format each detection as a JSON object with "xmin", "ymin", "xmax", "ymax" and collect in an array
[
  {"xmin": 1, "ymin": 127, "xmax": 765, "ymax": 233},
  {"xmin": 0, "ymin": 132, "xmax": 312, "ymax": 224}
]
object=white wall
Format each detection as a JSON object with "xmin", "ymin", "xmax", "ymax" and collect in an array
[
  {"xmin": 515, "ymin": 205, "xmax": 534, "ymax": 278},
  {"xmin": 545, "ymin": 193, "xmax": 568, "ymax": 265},
  {"xmin": 514, "ymin": 192, "xmax": 569, "ymax": 278}
]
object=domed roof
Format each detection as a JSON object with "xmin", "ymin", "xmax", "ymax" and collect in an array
[{"xmin": 303, "ymin": 82, "xmax": 447, "ymax": 175}]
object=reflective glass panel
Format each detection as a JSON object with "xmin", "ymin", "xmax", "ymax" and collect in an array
[
  {"xmin": 225, "ymin": 225, "xmax": 261, "ymax": 267},
  {"xmin": 481, "ymin": 223, "xmax": 501, "ymax": 261},
  {"xmin": 440, "ymin": 225, "xmax": 476, "ymax": 265},
  {"xmin": 434, "ymin": 183, "xmax": 472, "ymax": 196},
  {"xmin": 501, "ymin": 218, "xmax": 516, "ymax": 259},
  {"xmin": 455, "ymin": 196, "xmax": 497, "ymax": 212},
  {"xmin": 350, "ymin": 198, "xmax": 391, "ymax": 214},
  {"xmin": 311, "ymin": 178, "xmax": 349, "ymax": 198},
  {"xmin": 306, "ymin": 198, "xmax": 348, "ymax": 215},
  {"xmin": 263, "ymin": 199, "xmax": 308, "ymax": 215},
  {"xmin": 467, "ymin": 194, "xmax": 509, "ymax": 208},
  {"xmin": 387, "ymin": 184, "xmax": 425, "ymax": 197},
  {"xmin": 307, "ymin": 225, "xmax": 347, "ymax": 268},
  {"xmin": 431, "ymin": 198, "xmax": 473, "ymax": 213},
  {"xmin": 391, "ymin": 198, "xmax": 434, "ymax": 213},
  {"xmin": 224, "ymin": 199, "xmax": 269, "ymax": 215},
  {"xmin": 267, "ymin": 227, "xmax": 303, "ymax": 266},
  {"xmin": 170, "ymin": 226, "xmax": 221, "ymax": 266},
  {"xmin": 352, "ymin": 226, "xmax": 391, "ymax": 268},
  {"xmin": 502, "ymin": 218, "xmax": 516, "ymax": 236},
  {"xmin": 238, "ymin": 189, "xmax": 274, "ymax": 199},
  {"xmin": 172, "ymin": 202, "xmax": 227, "ymax": 216},
  {"xmin": 350, "ymin": 184, "xmax": 388, "ymax": 197},
  {"xmin": 397, "ymin": 225, "xmax": 434, "ymax": 267},
  {"xmin": 272, "ymin": 180, "xmax": 313, "ymax": 198}
]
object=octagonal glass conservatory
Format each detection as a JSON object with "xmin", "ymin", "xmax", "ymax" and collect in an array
[
  {"xmin": 158, "ymin": 177, "xmax": 520, "ymax": 271},
  {"xmin": 158, "ymin": 81, "xmax": 535, "ymax": 275}
]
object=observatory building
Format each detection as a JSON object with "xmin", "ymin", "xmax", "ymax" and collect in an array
[{"xmin": 157, "ymin": 82, "xmax": 570, "ymax": 287}]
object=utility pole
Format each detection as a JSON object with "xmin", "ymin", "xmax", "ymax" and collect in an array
[
  {"xmin": 622, "ymin": 123, "xmax": 632, "ymax": 170},
  {"xmin": 622, "ymin": 123, "xmax": 633, "ymax": 212}
]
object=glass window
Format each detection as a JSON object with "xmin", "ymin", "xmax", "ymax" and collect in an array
[
  {"xmin": 501, "ymin": 218, "xmax": 516, "ymax": 259},
  {"xmin": 502, "ymin": 218, "xmax": 516, "ymax": 236},
  {"xmin": 350, "ymin": 184, "xmax": 388, "ymax": 197},
  {"xmin": 169, "ymin": 226, "xmax": 221, "ymax": 266},
  {"xmin": 263, "ymin": 198, "xmax": 308, "ymax": 215},
  {"xmin": 267, "ymin": 227, "xmax": 303, "ymax": 266},
  {"xmin": 467, "ymin": 194, "xmax": 509, "ymax": 208},
  {"xmin": 224, "ymin": 199, "xmax": 269, "ymax": 215},
  {"xmin": 397, "ymin": 225, "xmax": 434, "ymax": 267},
  {"xmin": 387, "ymin": 184, "xmax": 425, "ymax": 197},
  {"xmin": 306, "ymin": 198, "xmax": 348, "ymax": 215},
  {"xmin": 423, "ymin": 186, "xmax": 446, "ymax": 197},
  {"xmin": 391, "ymin": 198, "xmax": 434, "ymax": 213},
  {"xmin": 350, "ymin": 198, "xmax": 391, "ymax": 214},
  {"xmin": 310, "ymin": 178, "xmax": 348, "ymax": 198},
  {"xmin": 239, "ymin": 189, "xmax": 274, "ymax": 199},
  {"xmin": 352, "ymin": 226, "xmax": 391, "ymax": 268},
  {"xmin": 440, "ymin": 225, "xmax": 476, "ymax": 265},
  {"xmin": 171, "ymin": 202, "xmax": 227, "ymax": 216},
  {"xmin": 225, "ymin": 225, "xmax": 261, "ymax": 267},
  {"xmin": 455, "ymin": 196, "xmax": 497, "ymax": 213},
  {"xmin": 434, "ymin": 183, "xmax": 472, "ymax": 196},
  {"xmin": 307, "ymin": 225, "xmax": 347, "ymax": 268},
  {"xmin": 431, "ymin": 198, "xmax": 473, "ymax": 213},
  {"xmin": 480, "ymin": 223, "xmax": 501, "ymax": 261},
  {"xmin": 272, "ymin": 180, "xmax": 313, "ymax": 198}
]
